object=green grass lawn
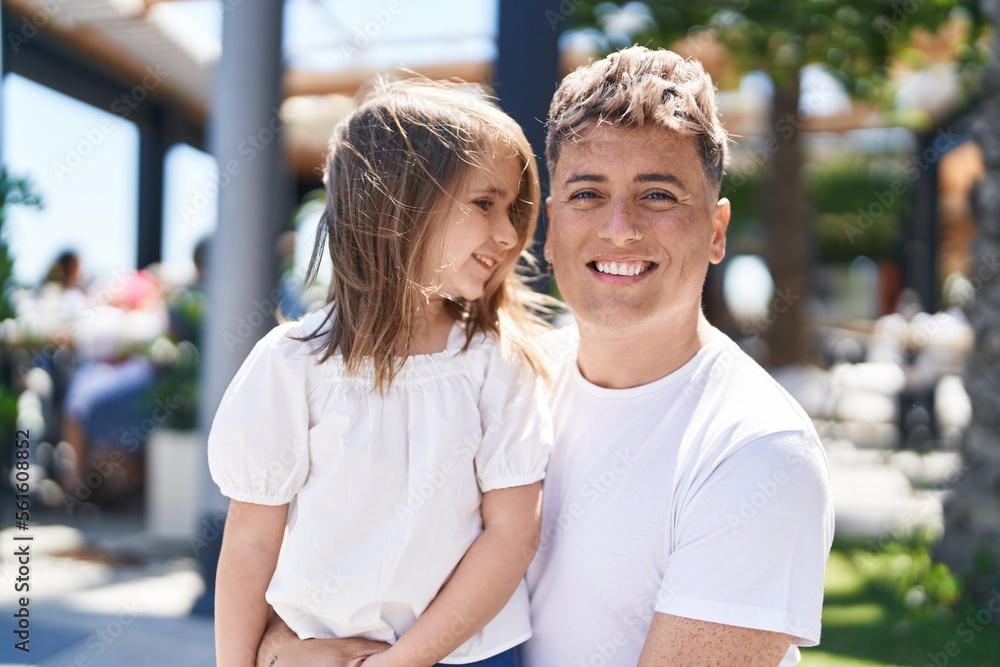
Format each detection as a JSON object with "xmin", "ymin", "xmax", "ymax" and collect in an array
[{"xmin": 800, "ymin": 546, "xmax": 1000, "ymax": 667}]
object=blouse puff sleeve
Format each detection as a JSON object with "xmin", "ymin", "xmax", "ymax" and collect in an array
[
  {"xmin": 208, "ymin": 323, "xmax": 312, "ymax": 506},
  {"xmin": 475, "ymin": 342, "xmax": 554, "ymax": 493}
]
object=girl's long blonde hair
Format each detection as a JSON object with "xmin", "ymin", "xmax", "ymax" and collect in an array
[{"xmin": 298, "ymin": 76, "xmax": 552, "ymax": 390}]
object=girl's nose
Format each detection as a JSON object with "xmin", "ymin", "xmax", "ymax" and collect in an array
[{"xmin": 493, "ymin": 214, "xmax": 518, "ymax": 249}]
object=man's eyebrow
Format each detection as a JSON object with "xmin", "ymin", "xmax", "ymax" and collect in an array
[
  {"xmin": 636, "ymin": 173, "xmax": 687, "ymax": 188},
  {"xmin": 563, "ymin": 173, "xmax": 688, "ymax": 188},
  {"xmin": 564, "ymin": 173, "xmax": 606, "ymax": 185}
]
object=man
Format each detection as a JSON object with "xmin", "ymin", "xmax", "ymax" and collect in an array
[
  {"xmin": 255, "ymin": 46, "xmax": 833, "ymax": 666},
  {"xmin": 523, "ymin": 46, "xmax": 832, "ymax": 666}
]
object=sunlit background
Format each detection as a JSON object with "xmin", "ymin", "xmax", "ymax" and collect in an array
[{"xmin": 1, "ymin": 1, "xmax": 999, "ymax": 665}]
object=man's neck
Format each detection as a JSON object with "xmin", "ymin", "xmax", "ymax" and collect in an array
[{"xmin": 575, "ymin": 311, "xmax": 717, "ymax": 389}]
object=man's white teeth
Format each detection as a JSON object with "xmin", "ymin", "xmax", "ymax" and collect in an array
[{"xmin": 595, "ymin": 261, "xmax": 650, "ymax": 276}]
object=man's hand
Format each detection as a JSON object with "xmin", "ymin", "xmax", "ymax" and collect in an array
[{"xmin": 255, "ymin": 614, "xmax": 390, "ymax": 667}]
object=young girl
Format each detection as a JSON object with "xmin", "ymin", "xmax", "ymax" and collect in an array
[{"xmin": 209, "ymin": 78, "xmax": 553, "ymax": 667}]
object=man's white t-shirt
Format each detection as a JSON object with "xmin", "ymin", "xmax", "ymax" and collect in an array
[{"xmin": 524, "ymin": 326, "xmax": 834, "ymax": 666}]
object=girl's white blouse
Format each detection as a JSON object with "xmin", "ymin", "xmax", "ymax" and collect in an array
[{"xmin": 208, "ymin": 307, "xmax": 553, "ymax": 663}]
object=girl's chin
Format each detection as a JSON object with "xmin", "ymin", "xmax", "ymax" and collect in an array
[
  {"xmin": 462, "ymin": 288, "xmax": 486, "ymax": 302},
  {"xmin": 441, "ymin": 285, "xmax": 486, "ymax": 303}
]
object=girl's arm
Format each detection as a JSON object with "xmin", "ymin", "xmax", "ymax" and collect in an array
[
  {"xmin": 216, "ymin": 500, "xmax": 289, "ymax": 667},
  {"xmin": 365, "ymin": 482, "xmax": 543, "ymax": 667}
]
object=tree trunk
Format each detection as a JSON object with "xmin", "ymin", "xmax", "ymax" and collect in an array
[
  {"xmin": 935, "ymin": 0, "xmax": 1000, "ymax": 600},
  {"xmin": 762, "ymin": 71, "xmax": 813, "ymax": 368}
]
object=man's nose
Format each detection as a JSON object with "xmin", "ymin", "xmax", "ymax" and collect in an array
[{"xmin": 597, "ymin": 198, "xmax": 636, "ymax": 245}]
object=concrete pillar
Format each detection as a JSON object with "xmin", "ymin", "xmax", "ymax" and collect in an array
[{"xmin": 192, "ymin": 0, "xmax": 285, "ymax": 616}]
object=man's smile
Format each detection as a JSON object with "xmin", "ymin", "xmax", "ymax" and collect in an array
[
  {"xmin": 591, "ymin": 260, "xmax": 654, "ymax": 276},
  {"xmin": 587, "ymin": 259, "xmax": 658, "ymax": 282}
]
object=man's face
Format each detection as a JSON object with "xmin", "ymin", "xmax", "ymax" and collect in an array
[{"xmin": 545, "ymin": 123, "xmax": 730, "ymax": 332}]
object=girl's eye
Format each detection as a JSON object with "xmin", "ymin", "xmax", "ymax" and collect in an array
[{"xmin": 474, "ymin": 199, "xmax": 492, "ymax": 211}]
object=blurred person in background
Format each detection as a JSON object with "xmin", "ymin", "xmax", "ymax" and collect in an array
[{"xmin": 58, "ymin": 264, "xmax": 168, "ymax": 505}]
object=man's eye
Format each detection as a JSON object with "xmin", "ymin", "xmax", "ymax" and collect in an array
[
  {"xmin": 568, "ymin": 190, "xmax": 599, "ymax": 201},
  {"xmin": 646, "ymin": 191, "xmax": 677, "ymax": 202}
]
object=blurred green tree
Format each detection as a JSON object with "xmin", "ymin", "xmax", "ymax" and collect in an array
[
  {"xmin": 0, "ymin": 170, "xmax": 42, "ymax": 461},
  {"xmin": 0, "ymin": 170, "xmax": 41, "ymax": 320},
  {"xmin": 808, "ymin": 157, "xmax": 909, "ymax": 262},
  {"xmin": 566, "ymin": 0, "xmax": 984, "ymax": 367}
]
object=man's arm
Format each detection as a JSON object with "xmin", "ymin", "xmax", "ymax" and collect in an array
[
  {"xmin": 638, "ymin": 613, "xmax": 792, "ymax": 667},
  {"xmin": 646, "ymin": 433, "xmax": 832, "ymax": 663}
]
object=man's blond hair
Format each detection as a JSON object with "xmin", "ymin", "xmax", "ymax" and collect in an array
[{"xmin": 546, "ymin": 45, "xmax": 729, "ymax": 186}]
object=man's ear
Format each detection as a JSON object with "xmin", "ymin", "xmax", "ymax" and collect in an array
[{"xmin": 709, "ymin": 197, "xmax": 730, "ymax": 265}]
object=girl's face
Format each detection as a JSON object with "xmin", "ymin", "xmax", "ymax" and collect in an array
[{"xmin": 420, "ymin": 145, "xmax": 522, "ymax": 302}]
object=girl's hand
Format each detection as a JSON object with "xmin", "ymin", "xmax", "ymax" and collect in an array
[{"xmin": 359, "ymin": 646, "xmax": 430, "ymax": 667}]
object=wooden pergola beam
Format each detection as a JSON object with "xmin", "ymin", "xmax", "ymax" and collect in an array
[{"xmin": 284, "ymin": 60, "xmax": 492, "ymax": 98}]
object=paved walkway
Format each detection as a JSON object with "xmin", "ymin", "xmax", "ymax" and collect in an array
[
  {"xmin": 0, "ymin": 514, "xmax": 213, "ymax": 666},
  {"xmin": 0, "ymin": 440, "xmax": 963, "ymax": 666}
]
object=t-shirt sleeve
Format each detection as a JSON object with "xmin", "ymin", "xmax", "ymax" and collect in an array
[
  {"xmin": 474, "ymin": 343, "xmax": 554, "ymax": 493},
  {"xmin": 207, "ymin": 325, "xmax": 311, "ymax": 505},
  {"xmin": 657, "ymin": 431, "xmax": 834, "ymax": 646}
]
